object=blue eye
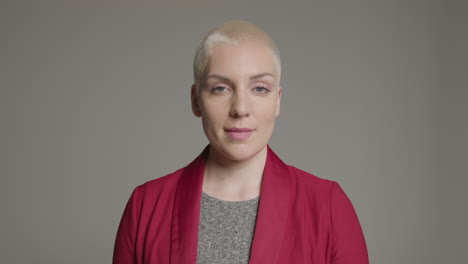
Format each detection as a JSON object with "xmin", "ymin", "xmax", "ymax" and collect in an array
[
  {"xmin": 212, "ymin": 86, "xmax": 227, "ymax": 93},
  {"xmin": 254, "ymin": 86, "xmax": 269, "ymax": 93}
]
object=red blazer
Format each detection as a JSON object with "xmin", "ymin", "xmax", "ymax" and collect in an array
[{"xmin": 113, "ymin": 145, "xmax": 369, "ymax": 264}]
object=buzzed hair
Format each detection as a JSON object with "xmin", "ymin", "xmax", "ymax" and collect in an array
[{"xmin": 193, "ymin": 20, "xmax": 281, "ymax": 89}]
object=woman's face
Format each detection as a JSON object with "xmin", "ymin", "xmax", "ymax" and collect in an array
[{"xmin": 191, "ymin": 41, "xmax": 282, "ymax": 162}]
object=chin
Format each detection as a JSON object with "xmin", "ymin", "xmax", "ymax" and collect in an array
[{"xmin": 210, "ymin": 140, "xmax": 267, "ymax": 162}]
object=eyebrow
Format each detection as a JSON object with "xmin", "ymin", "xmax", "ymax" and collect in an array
[
  {"xmin": 250, "ymin": 73, "xmax": 276, "ymax": 80},
  {"xmin": 206, "ymin": 72, "xmax": 276, "ymax": 82}
]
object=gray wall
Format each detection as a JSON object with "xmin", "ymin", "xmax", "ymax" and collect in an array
[
  {"xmin": 2, "ymin": 1, "xmax": 466, "ymax": 263},
  {"xmin": 439, "ymin": 0, "xmax": 468, "ymax": 261}
]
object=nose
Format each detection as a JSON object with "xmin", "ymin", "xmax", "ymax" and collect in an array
[{"xmin": 229, "ymin": 90, "xmax": 250, "ymax": 118}]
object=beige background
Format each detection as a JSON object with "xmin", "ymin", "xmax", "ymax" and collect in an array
[{"xmin": 2, "ymin": 0, "xmax": 467, "ymax": 263}]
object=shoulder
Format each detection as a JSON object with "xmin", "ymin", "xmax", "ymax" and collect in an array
[
  {"xmin": 287, "ymin": 164, "xmax": 337, "ymax": 192},
  {"xmin": 285, "ymin": 164, "xmax": 362, "ymax": 228},
  {"xmin": 287, "ymin": 165, "xmax": 360, "ymax": 221},
  {"xmin": 129, "ymin": 167, "xmax": 185, "ymax": 203},
  {"xmin": 285, "ymin": 164, "xmax": 354, "ymax": 210}
]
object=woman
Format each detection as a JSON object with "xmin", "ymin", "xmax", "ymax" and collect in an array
[{"xmin": 113, "ymin": 20, "xmax": 369, "ymax": 264}]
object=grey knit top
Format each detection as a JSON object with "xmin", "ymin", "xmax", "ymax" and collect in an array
[{"xmin": 196, "ymin": 191, "xmax": 260, "ymax": 264}]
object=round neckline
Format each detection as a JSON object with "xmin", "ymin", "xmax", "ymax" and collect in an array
[{"xmin": 202, "ymin": 191, "xmax": 260, "ymax": 204}]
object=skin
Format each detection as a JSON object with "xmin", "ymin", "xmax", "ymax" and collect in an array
[{"xmin": 191, "ymin": 41, "xmax": 282, "ymax": 201}]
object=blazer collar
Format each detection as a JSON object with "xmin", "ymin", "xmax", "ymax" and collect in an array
[{"xmin": 170, "ymin": 144, "xmax": 291, "ymax": 264}]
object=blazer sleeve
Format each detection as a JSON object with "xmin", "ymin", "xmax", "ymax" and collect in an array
[
  {"xmin": 113, "ymin": 186, "xmax": 142, "ymax": 264},
  {"xmin": 330, "ymin": 182, "xmax": 369, "ymax": 264}
]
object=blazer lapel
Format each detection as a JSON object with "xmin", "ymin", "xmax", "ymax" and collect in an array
[
  {"xmin": 170, "ymin": 144, "xmax": 291, "ymax": 264},
  {"xmin": 248, "ymin": 145, "xmax": 291, "ymax": 264},
  {"xmin": 170, "ymin": 145, "xmax": 209, "ymax": 264}
]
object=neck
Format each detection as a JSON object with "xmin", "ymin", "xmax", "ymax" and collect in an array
[{"xmin": 202, "ymin": 145, "xmax": 267, "ymax": 201}]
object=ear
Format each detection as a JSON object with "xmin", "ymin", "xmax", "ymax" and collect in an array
[
  {"xmin": 191, "ymin": 84, "xmax": 202, "ymax": 117},
  {"xmin": 275, "ymin": 86, "xmax": 282, "ymax": 117}
]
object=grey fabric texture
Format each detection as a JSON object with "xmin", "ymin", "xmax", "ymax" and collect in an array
[{"xmin": 197, "ymin": 191, "xmax": 260, "ymax": 264}]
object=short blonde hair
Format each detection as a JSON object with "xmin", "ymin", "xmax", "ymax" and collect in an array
[{"xmin": 193, "ymin": 20, "xmax": 281, "ymax": 88}]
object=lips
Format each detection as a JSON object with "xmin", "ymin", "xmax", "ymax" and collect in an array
[{"xmin": 225, "ymin": 127, "xmax": 254, "ymax": 140}]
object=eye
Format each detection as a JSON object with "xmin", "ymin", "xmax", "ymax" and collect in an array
[
  {"xmin": 211, "ymin": 86, "xmax": 228, "ymax": 93},
  {"xmin": 253, "ymin": 86, "xmax": 270, "ymax": 93}
]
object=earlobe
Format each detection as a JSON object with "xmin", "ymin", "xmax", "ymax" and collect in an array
[{"xmin": 191, "ymin": 84, "xmax": 202, "ymax": 117}]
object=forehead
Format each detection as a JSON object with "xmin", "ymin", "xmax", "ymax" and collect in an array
[{"xmin": 206, "ymin": 41, "xmax": 278, "ymax": 78}]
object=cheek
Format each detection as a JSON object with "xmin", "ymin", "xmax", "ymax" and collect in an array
[
  {"xmin": 200, "ymin": 101, "xmax": 227, "ymax": 127},
  {"xmin": 257, "ymin": 100, "xmax": 279, "ymax": 121}
]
